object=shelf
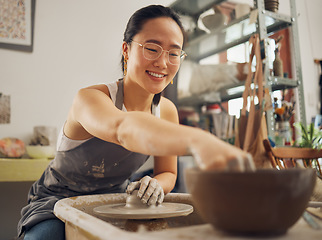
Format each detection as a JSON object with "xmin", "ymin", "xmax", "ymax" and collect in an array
[
  {"xmin": 172, "ymin": 0, "xmax": 306, "ymax": 140},
  {"xmin": 182, "ymin": 11, "xmax": 292, "ymax": 62},
  {"xmin": 268, "ymin": 77, "xmax": 298, "ymax": 91},
  {"xmin": 0, "ymin": 158, "xmax": 50, "ymax": 182},
  {"xmin": 177, "ymin": 77, "xmax": 298, "ymax": 107},
  {"xmin": 178, "ymin": 81, "xmax": 244, "ymax": 107}
]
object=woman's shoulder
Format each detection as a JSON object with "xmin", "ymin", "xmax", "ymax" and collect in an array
[
  {"xmin": 83, "ymin": 83, "xmax": 108, "ymax": 92},
  {"xmin": 82, "ymin": 81, "xmax": 118, "ymax": 98},
  {"xmin": 159, "ymin": 96, "xmax": 178, "ymax": 122},
  {"xmin": 159, "ymin": 96, "xmax": 176, "ymax": 108}
]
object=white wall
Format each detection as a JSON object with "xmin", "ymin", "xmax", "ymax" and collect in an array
[
  {"xmin": 0, "ymin": 0, "xmax": 321, "ymax": 143},
  {"xmin": 295, "ymin": 0, "xmax": 322, "ymax": 122},
  {"xmin": 0, "ymin": 0, "xmax": 174, "ymax": 143}
]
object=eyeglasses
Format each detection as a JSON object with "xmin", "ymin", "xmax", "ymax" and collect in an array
[{"xmin": 131, "ymin": 40, "xmax": 187, "ymax": 65}]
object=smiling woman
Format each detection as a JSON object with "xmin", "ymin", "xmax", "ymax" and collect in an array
[{"xmin": 17, "ymin": 5, "xmax": 254, "ymax": 240}]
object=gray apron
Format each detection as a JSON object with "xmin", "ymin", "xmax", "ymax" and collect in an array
[{"xmin": 17, "ymin": 80, "xmax": 155, "ymax": 236}]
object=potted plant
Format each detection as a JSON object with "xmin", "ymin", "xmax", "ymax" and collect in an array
[
  {"xmin": 293, "ymin": 122, "xmax": 322, "ymax": 177},
  {"xmin": 293, "ymin": 122, "xmax": 322, "ymax": 149}
]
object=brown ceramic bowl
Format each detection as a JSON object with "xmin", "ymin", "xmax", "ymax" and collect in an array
[{"xmin": 185, "ymin": 168, "xmax": 316, "ymax": 236}]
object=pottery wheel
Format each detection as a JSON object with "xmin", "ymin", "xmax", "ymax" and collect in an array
[{"xmin": 93, "ymin": 191, "xmax": 193, "ymax": 219}]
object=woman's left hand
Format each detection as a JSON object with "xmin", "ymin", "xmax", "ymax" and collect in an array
[{"xmin": 126, "ymin": 176, "xmax": 164, "ymax": 205}]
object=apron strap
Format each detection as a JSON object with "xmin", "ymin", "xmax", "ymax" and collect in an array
[{"xmin": 115, "ymin": 79, "xmax": 124, "ymax": 110}]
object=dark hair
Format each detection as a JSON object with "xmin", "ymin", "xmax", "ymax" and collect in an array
[{"xmin": 121, "ymin": 5, "xmax": 184, "ymax": 105}]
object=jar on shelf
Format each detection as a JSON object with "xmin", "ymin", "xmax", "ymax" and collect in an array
[
  {"xmin": 273, "ymin": 48, "xmax": 283, "ymax": 77},
  {"xmin": 275, "ymin": 121, "xmax": 292, "ymax": 146}
]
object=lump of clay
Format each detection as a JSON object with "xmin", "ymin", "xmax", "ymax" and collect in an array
[{"xmin": 125, "ymin": 190, "xmax": 156, "ymax": 209}]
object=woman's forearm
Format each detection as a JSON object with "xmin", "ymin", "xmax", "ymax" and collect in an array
[
  {"xmin": 116, "ymin": 111, "xmax": 199, "ymax": 156},
  {"xmin": 153, "ymin": 171, "xmax": 177, "ymax": 194}
]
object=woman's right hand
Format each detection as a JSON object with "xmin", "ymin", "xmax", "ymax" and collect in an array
[{"xmin": 188, "ymin": 132, "xmax": 255, "ymax": 172}]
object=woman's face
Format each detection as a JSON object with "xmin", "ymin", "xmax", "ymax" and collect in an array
[{"xmin": 123, "ymin": 17, "xmax": 184, "ymax": 95}]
